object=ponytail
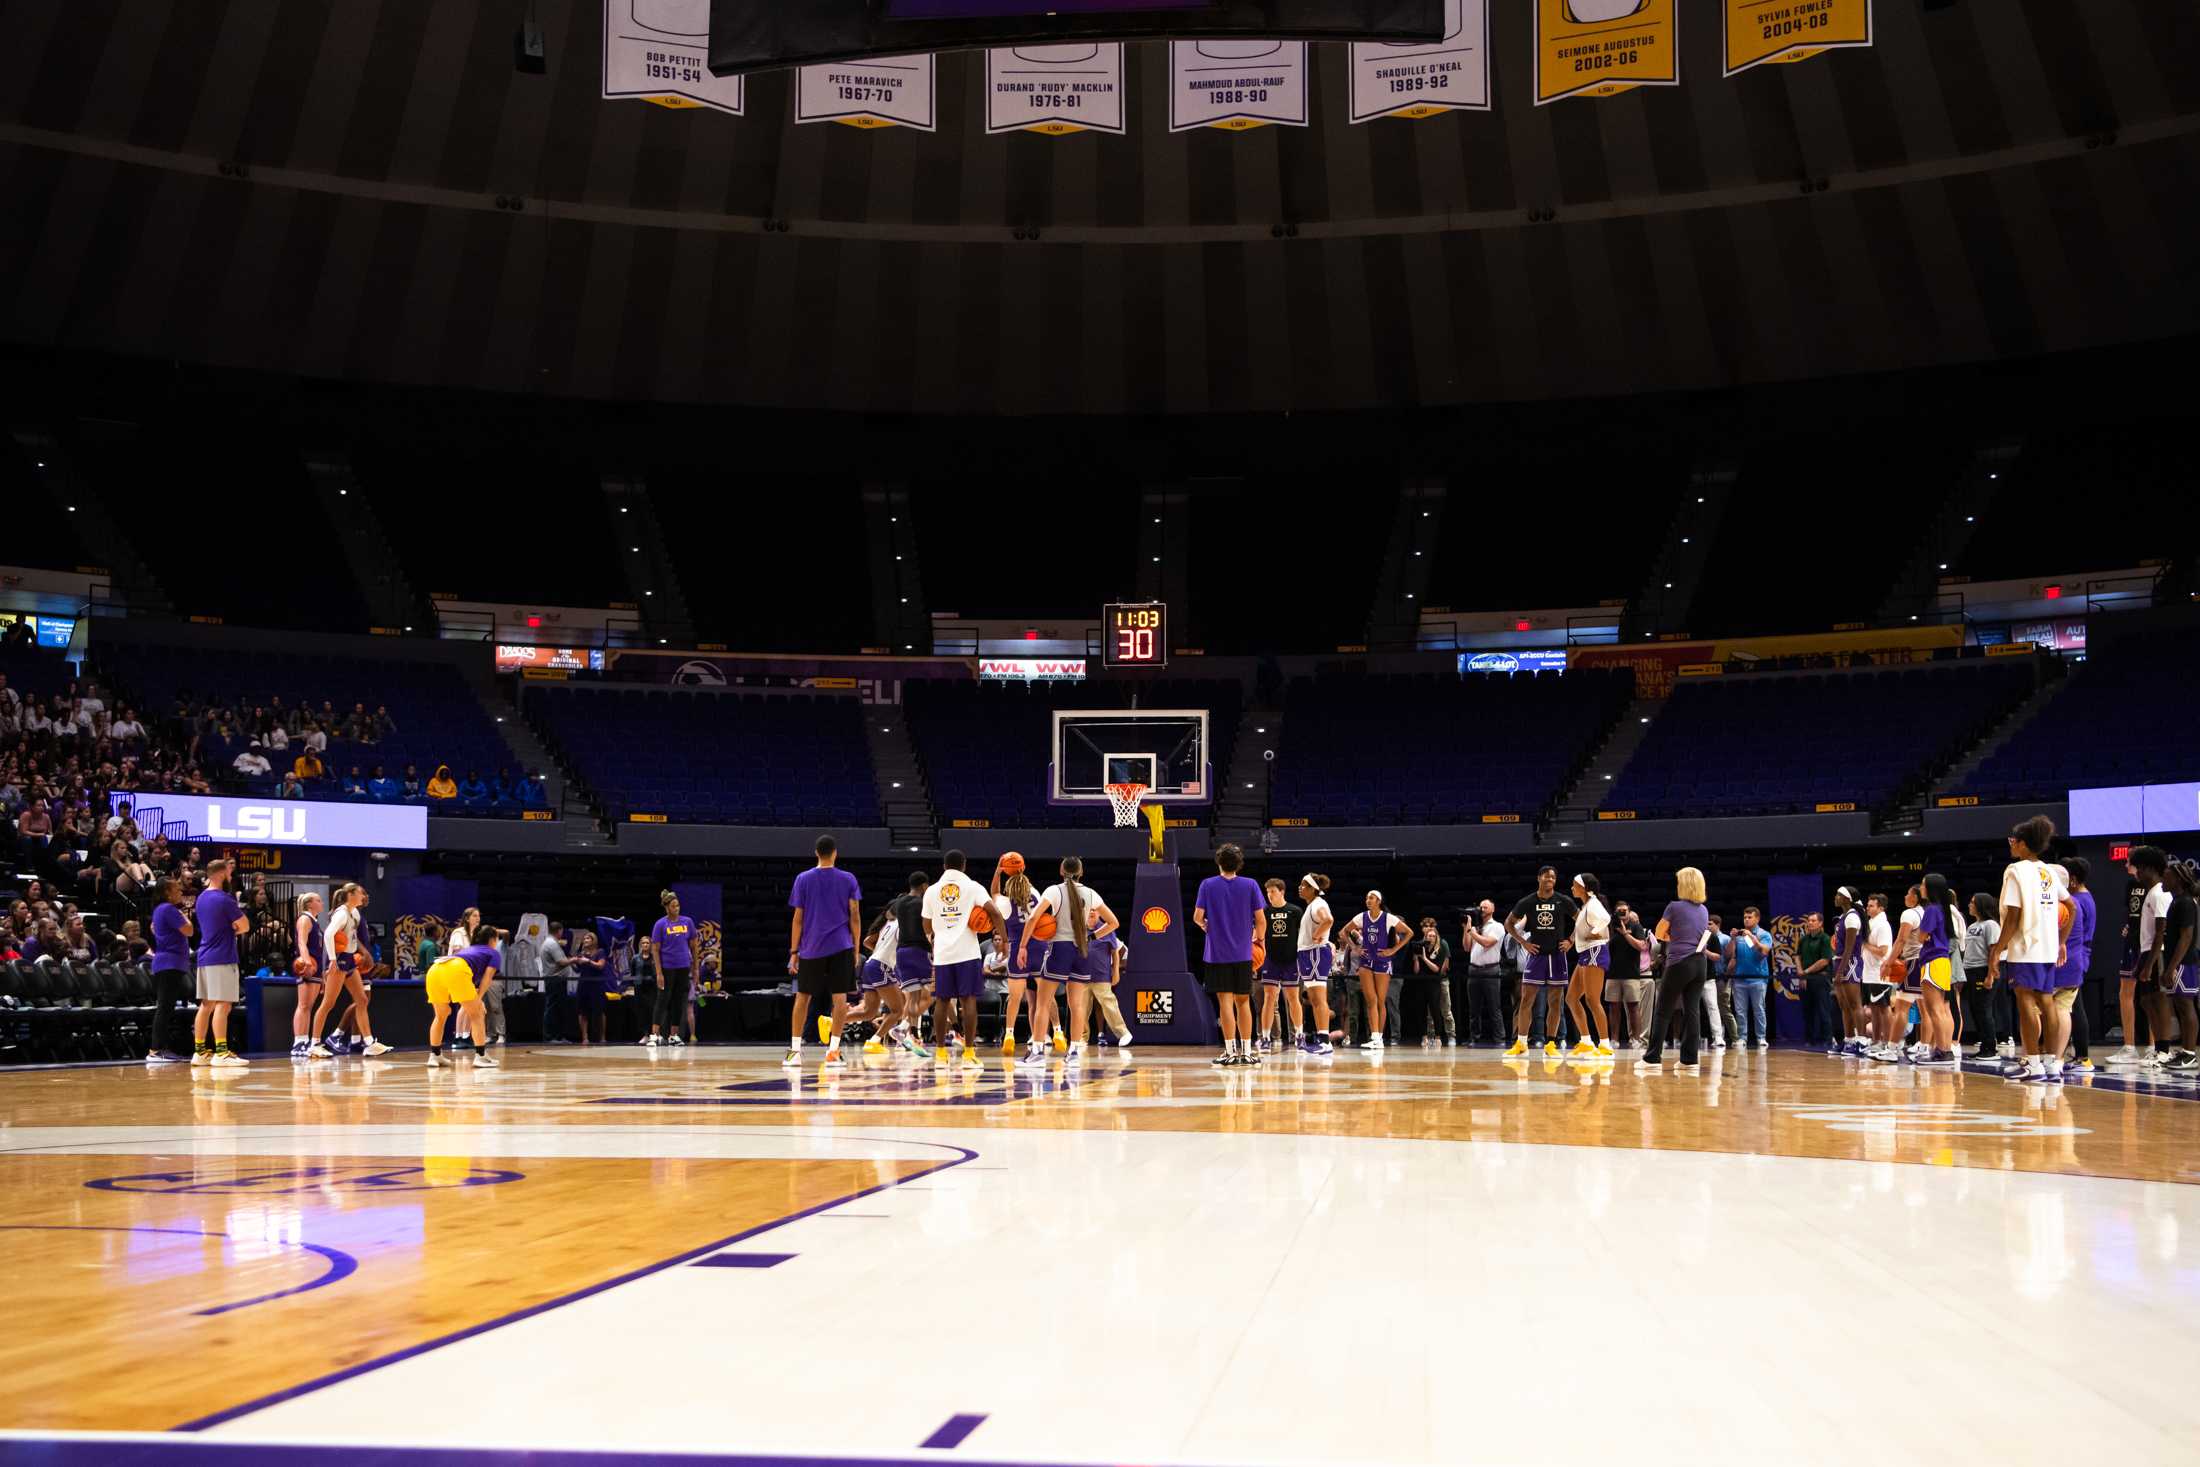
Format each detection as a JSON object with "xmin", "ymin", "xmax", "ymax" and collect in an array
[
  {"xmin": 1004, "ymin": 872, "xmax": 1034, "ymax": 913},
  {"xmin": 660, "ymin": 889, "xmax": 678, "ymax": 911},
  {"xmin": 1306, "ymin": 873, "xmax": 1331, "ymax": 896},
  {"xmin": 1061, "ymin": 857, "xmax": 1089, "ymax": 955}
]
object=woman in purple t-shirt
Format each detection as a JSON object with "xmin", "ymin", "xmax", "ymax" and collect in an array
[{"xmin": 1640, "ymin": 867, "xmax": 1712, "ymax": 1070}]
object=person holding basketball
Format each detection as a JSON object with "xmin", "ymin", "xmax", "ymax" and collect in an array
[
  {"xmin": 289, "ymin": 892, "xmax": 325, "ymax": 1062},
  {"xmin": 922, "ymin": 849, "xmax": 991, "ymax": 1070},
  {"xmin": 1505, "ymin": 867, "xmax": 1578, "ymax": 1059},
  {"xmin": 887, "ymin": 872, "xmax": 933, "ymax": 1056},
  {"xmin": 307, "ymin": 883, "xmax": 390, "ymax": 1058},
  {"xmin": 991, "ymin": 852, "xmax": 1044, "ymax": 1055},
  {"xmin": 1018, "ymin": 855, "xmax": 1118, "ymax": 1067},
  {"xmin": 1350, "ymin": 891, "xmax": 1410, "ymax": 1053},
  {"xmin": 1193, "ymin": 843, "xmax": 1269, "ymax": 1066}
]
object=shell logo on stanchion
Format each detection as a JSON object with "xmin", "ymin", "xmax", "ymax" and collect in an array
[{"xmin": 1141, "ymin": 907, "xmax": 1172, "ymax": 934}]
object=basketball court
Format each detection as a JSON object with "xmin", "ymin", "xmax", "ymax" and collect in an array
[{"xmin": 5, "ymin": 1045, "xmax": 2199, "ymax": 1466}]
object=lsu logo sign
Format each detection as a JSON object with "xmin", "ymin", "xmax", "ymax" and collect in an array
[
  {"xmin": 133, "ymin": 793, "xmax": 428, "ymax": 851},
  {"xmin": 1141, "ymin": 906, "xmax": 1172, "ymax": 935},
  {"xmin": 1134, "ymin": 990, "xmax": 1175, "ymax": 1025},
  {"xmin": 207, "ymin": 803, "xmax": 305, "ymax": 842}
]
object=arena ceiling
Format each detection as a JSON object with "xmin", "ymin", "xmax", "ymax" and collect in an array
[{"xmin": 1, "ymin": 0, "xmax": 2194, "ymax": 414}]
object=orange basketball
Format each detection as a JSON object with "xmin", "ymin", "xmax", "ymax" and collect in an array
[
  {"xmin": 291, "ymin": 956, "xmax": 318, "ymax": 979},
  {"xmin": 967, "ymin": 904, "xmax": 994, "ymax": 936},
  {"xmin": 999, "ymin": 851, "xmax": 1026, "ymax": 875},
  {"xmin": 1251, "ymin": 937, "xmax": 1267, "ymax": 971},
  {"xmin": 1031, "ymin": 912, "xmax": 1059, "ymax": 942}
]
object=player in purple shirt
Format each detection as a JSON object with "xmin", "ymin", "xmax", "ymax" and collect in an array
[
  {"xmin": 786, "ymin": 835, "xmax": 862, "ymax": 1068},
  {"xmin": 1193, "ymin": 843, "xmax": 1269, "ymax": 1066},
  {"xmin": 1911, "ymin": 873, "xmax": 1961, "ymax": 1066},
  {"xmin": 647, "ymin": 890, "xmax": 697, "ymax": 1049},
  {"xmin": 191, "ymin": 858, "xmax": 250, "ymax": 1066}
]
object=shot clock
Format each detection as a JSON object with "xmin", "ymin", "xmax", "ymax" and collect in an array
[{"xmin": 1102, "ymin": 602, "xmax": 1168, "ymax": 668}]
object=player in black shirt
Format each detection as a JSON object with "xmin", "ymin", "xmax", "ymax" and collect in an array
[
  {"xmin": 1256, "ymin": 878, "xmax": 1306, "ymax": 1053},
  {"xmin": 1504, "ymin": 866, "xmax": 1580, "ymax": 1058}
]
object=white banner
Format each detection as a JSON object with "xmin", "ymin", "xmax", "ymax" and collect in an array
[
  {"xmin": 796, "ymin": 53, "xmax": 938, "ymax": 131},
  {"xmin": 1168, "ymin": 39, "xmax": 1309, "ymax": 132},
  {"xmin": 985, "ymin": 43, "xmax": 1127, "ymax": 136},
  {"xmin": 1350, "ymin": 0, "xmax": 1490, "ymax": 122},
  {"xmin": 978, "ymin": 657, "xmax": 1089, "ymax": 683},
  {"xmin": 601, "ymin": 0, "xmax": 744, "ymax": 114}
]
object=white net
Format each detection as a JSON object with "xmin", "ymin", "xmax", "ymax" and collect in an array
[{"xmin": 1104, "ymin": 782, "xmax": 1149, "ymax": 828}]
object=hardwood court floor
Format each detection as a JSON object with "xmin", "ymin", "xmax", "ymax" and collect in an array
[{"xmin": 3, "ymin": 1043, "xmax": 2198, "ymax": 1466}]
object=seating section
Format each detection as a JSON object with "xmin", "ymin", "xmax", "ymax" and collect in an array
[
  {"xmin": 1269, "ymin": 670, "xmax": 1630, "ymax": 824},
  {"xmin": 100, "ymin": 646, "xmax": 531, "ymax": 813},
  {"xmin": 1958, "ymin": 648, "xmax": 2196, "ymax": 804},
  {"xmin": 0, "ymin": 959, "xmax": 169, "ymax": 1065},
  {"xmin": 531, "ymin": 687, "xmax": 878, "ymax": 827},
  {"xmin": 1607, "ymin": 661, "xmax": 2035, "ymax": 818},
  {"xmin": 904, "ymin": 679, "xmax": 1242, "ymax": 829}
]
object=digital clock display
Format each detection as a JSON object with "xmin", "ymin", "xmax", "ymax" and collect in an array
[{"xmin": 1103, "ymin": 602, "xmax": 1168, "ymax": 668}]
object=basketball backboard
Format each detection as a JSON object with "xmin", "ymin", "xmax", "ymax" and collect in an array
[{"xmin": 1049, "ymin": 708, "xmax": 1210, "ymax": 806}]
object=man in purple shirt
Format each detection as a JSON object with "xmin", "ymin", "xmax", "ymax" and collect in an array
[
  {"xmin": 1194, "ymin": 843, "xmax": 1268, "ymax": 1067},
  {"xmin": 192, "ymin": 859, "xmax": 250, "ymax": 1067},
  {"xmin": 786, "ymin": 834, "xmax": 862, "ymax": 1069}
]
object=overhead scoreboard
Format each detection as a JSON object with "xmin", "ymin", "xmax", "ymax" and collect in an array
[{"xmin": 1102, "ymin": 602, "xmax": 1168, "ymax": 668}]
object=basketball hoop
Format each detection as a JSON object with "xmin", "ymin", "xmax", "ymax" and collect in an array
[{"xmin": 1104, "ymin": 781, "xmax": 1149, "ymax": 828}]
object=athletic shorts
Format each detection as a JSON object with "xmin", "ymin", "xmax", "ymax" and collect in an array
[
  {"xmin": 194, "ymin": 963, "xmax": 241, "ymax": 1004},
  {"xmin": 2052, "ymin": 986, "xmax": 2081, "ymax": 1013},
  {"xmin": 895, "ymin": 949, "xmax": 933, "ymax": 991},
  {"xmin": 1574, "ymin": 942, "xmax": 1609, "ymax": 970},
  {"xmin": 1207, "ymin": 960, "xmax": 1254, "ymax": 997},
  {"xmin": 2006, "ymin": 960, "xmax": 2060, "ymax": 995},
  {"xmin": 1260, "ymin": 961, "xmax": 1299, "ymax": 989},
  {"xmin": 1862, "ymin": 982, "xmax": 1895, "ymax": 1007},
  {"xmin": 859, "ymin": 958, "xmax": 889, "ymax": 993},
  {"xmin": 1041, "ymin": 940, "xmax": 1091, "ymax": 982},
  {"xmin": 932, "ymin": 957, "xmax": 986, "ymax": 1000},
  {"xmin": 1006, "ymin": 948, "xmax": 1044, "ymax": 979},
  {"xmin": 2165, "ymin": 963, "xmax": 2200, "ymax": 999},
  {"xmin": 797, "ymin": 948, "xmax": 857, "ymax": 999},
  {"xmin": 2054, "ymin": 948, "xmax": 2087, "ymax": 990},
  {"xmin": 1522, "ymin": 950, "xmax": 1569, "ymax": 986},
  {"xmin": 1358, "ymin": 949, "xmax": 1392, "ymax": 975},
  {"xmin": 1296, "ymin": 947, "xmax": 1333, "ymax": 986},
  {"xmin": 424, "ymin": 956, "xmax": 479, "ymax": 1006},
  {"xmin": 1917, "ymin": 957, "xmax": 1953, "ymax": 993}
]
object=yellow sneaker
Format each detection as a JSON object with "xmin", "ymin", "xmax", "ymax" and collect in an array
[
  {"xmin": 1598, "ymin": 1038, "xmax": 1617, "ymax": 1057},
  {"xmin": 1503, "ymin": 1038, "xmax": 1527, "ymax": 1057},
  {"xmin": 817, "ymin": 1017, "xmax": 833, "ymax": 1044},
  {"xmin": 863, "ymin": 1038, "xmax": 886, "ymax": 1055},
  {"xmin": 1571, "ymin": 1040, "xmax": 1597, "ymax": 1058},
  {"xmin": 1002, "ymin": 1033, "xmax": 1018, "ymax": 1055},
  {"xmin": 933, "ymin": 1050, "xmax": 952, "ymax": 1068},
  {"xmin": 961, "ymin": 1049, "xmax": 984, "ymax": 1070},
  {"xmin": 1543, "ymin": 1041, "xmax": 1562, "ymax": 1059},
  {"xmin": 1052, "ymin": 1027, "xmax": 1069, "ymax": 1054}
]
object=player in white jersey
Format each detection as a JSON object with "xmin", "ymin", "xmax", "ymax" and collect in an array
[
  {"xmin": 1295, "ymin": 874, "xmax": 1336, "ymax": 1055},
  {"xmin": 845, "ymin": 907, "xmax": 901, "ymax": 1054},
  {"xmin": 1565, "ymin": 873, "xmax": 1615, "ymax": 1057},
  {"xmin": 1016, "ymin": 855, "xmax": 1119, "ymax": 1067}
]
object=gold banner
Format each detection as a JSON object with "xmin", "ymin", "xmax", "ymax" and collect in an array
[
  {"xmin": 1937, "ymin": 796, "xmax": 1981, "ymax": 808},
  {"xmin": 1722, "ymin": 0, "xmax": 1872, "ymax": 77},
  {"xmin": 1481, "ymin": 813, "xmax": 1521, "ymax": 824},
  {"xmin": 1271, "ymin": 818, "xmax": 1311, "ymax": 827},
  {"xmin": 1597, "ymin": 810, "xmax": 1638, "ymax": 821},
  {"xmin": 950, "ymin": 819, "xmax": 991, "ymax": 829},
  {"xmin": 1536, "ymin": 0, "xmax": 1678, "ymax": 106},
  {"xmin": 1814, "ymin": 802, "xmax": 1857, "ymax": 813},
  {"xmin": 628, "ymin": 813, "xmax": 669, "ymax": 824},
  {"xmin": 1677, "ymin": 662, "xmax": 1725, "ymax": 677},
  {"xmin": 1575, "ymin": 624, "xmax": 1962, "ymax": 698},
  {"xmin": 1985, "ymin": 642, "xmax": 2036, "ymax": 657}
]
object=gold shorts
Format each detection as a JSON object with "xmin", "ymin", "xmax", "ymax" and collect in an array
[{"xmin": 424, "ymin": 957, "xmax": 479, "ymax": 1007}]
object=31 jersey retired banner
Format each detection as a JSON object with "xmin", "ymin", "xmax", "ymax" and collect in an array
[
  {"xmin": 1534, "ymin": 0, "xmax": 1678, "ymax": 106},
  {"xmin": 986, "ymin": 43, "xmax": 1128, "ymax": 135},
  {"xmin": 602, "ymin": 0, "xmax": 744, "ymax": 114},
  {"xmin": 796, "ymin": 53, "xmax": 937, "ymax": 130},
  {"xmin": 1169, "ymin": 39, "xmax": 1309, "ymax": 132},
  {"xmin": 1722, "ymin": 0, "xmax": 1872, "ymax": 76},
  {"xmin": 1349, "ymin": 0, "xmax": 1489, "ymax": 122}
]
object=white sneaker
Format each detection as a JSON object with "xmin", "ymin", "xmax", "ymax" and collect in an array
[
  {"xmin": 642, "ymin": 1035, "xmax": 658, "ymax": 1047},
  {"xmin": 781, "ymin": 1047, "xmax": 802, "ymax": 1067},
  {"xmin": 306, "ymin": 1042, "xmax": 331, "ymax": 1059},
  {"xmin": 2106, "ymin": 1046, "xmax": 2141, "ymax": 1067},
  {"xmin": 1066, "ymin": 1043, "xmax": 1085, "ymax": 1064},
  {"xmin": 189, "ymin": 1050, "xmax": 209, "ymax": 1067},
  {"xmin": 667, "ymin": 1034, "xmax": 685, "ymax": 1047},
  {"xmin": 212, "ymin": 1051, "xmax": 247, "ymax": 1068},
  {"xmin": 1996, "ymin": 1040, "xmax": 2018, "ymax": 1060},
  {"xmin": 361, "ymin": 1041, "xmax": 391, "ymax": 1057},
  {"xmin": 1114, "ymin": 1032, "xmax": 1134, "ymax": 1051},
  {"xmin": 474, "ymin": 1049, "xmax": 499, "ymax": 1067},
  {"xmin": 427, "ymin": 1052, "xmax": 445, "ymax": 1068}
]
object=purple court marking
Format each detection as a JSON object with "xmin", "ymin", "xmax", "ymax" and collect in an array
[
  {"xmin": 920, "ymin": 1413, "xmax": 990, "ymax": 1450},
  {"xmin": 0, "ymin": 1442, "xmax": 1160, "ymax": 1467},
  {"xmin": 0, "ymin": 1224, "xmax": 358, "ymax": 1316},
  {"xmin": 692, "ymin": 1252, "xmax": 796, "ymax": 1269},
  {"xmin": 89, "ymin": 1165, "xmax": 525, "ymax": 1194},
  {"xmin": 175, "ymin": 1136, "xmax": 981, "ymax": 1432}
]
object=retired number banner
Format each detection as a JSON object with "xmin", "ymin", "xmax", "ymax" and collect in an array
[
  {"xmin": 1169, "ymin": 39, "xmax": 1309, "ymax": 132},
  {"xmin": 1722, "ymin": 0, "xmax": 1873, "ymax": 76},
  {"xmin": 1534, "ymin": 0, "xmax": 1678, "ymax": 106},
  {"xmin": 602, "ymin": 0, "xmax": 744, "ymax": 114},
  {"xmin": 986, "ymin": 43, "xmax": 1128, "ymax": 135},
  {"xmin": 1350, "ymin": 0, "xmax": 1489, "ymax": 122},
  {"xmin": 796, "ymin": 54, "xmax": 937, "ymax": 130}
]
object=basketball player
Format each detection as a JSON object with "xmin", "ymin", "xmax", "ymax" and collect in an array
[
  {"xmin": 785, "ymin": 834, "xmax": 861, "ymax": 1068},
  {"xmin": 289, "ymin": 892, "xmax": 325, "ymax": 1061},
  {"xmin": 1858, "ymin": 893, "xmax": 1897, "ymax": 1061},
  {"xmin": 1018, "ymin": 855, "xmax": 1118, "ymax": 1066},
  {"xmin": 1986, "ymin": 815, "xmax": 2070, "ymax": 1081},
  {"xmin": 846, "ymin": 906, "xmax": 900, "ymax": 1054},
  {"xmin": 2113, "ymin": 846, "xmax": 2175, "ymax": 1068},
  {"xmin": 2154, "ymin": 860, "xmax": 2199, "ymax": 1071},
  {"xmin": 1911, "ymin": 874, "xmax": 1962, "ymax": 1066},
  {"xmin": 1505, "ymin": 867, "xmax": 1579, "ymax": 1058},
  {"xmin": 1193, "ymin": 844, "xmax": 1267, "ymax": 1065},
  {"xmin": 991, "ymin": 853, "xmax": 1044, "ymax": 1055},
  {"xmin": 1256, "ymin": 878, "xmax": 1305, "ymax": 1053},
  {"xmin": 922, "ymin": 848, "xmax": 991, "ymax": 1069},
  {"xmin": 1564, "ymin": 873, "xmax": 1614, "ymax": 1057},
  {"xmin": 890, "ymin": 871, "xmax": 934, "ymax": 1056},
  {"xmin": 1830, "ymin": 886, "xmax": 1867, "ymax": 1055},
  {"xmin": 647, "ymin": 890, "xmax": 695, "ymax": 1048},
  {"xmin": 425, "ymin": 930, "xmax": 501, "ymax": 1068},
  {"xmin": 1349, "ymin": 891, "xmax": 1409, "ymax": 1053},
  {"xmin": 1297, "ymin": 874, "xmax": 1336, "ymax": 1055},
  {"xmin": 191, "ymin": 858, "xmax": 249, "ymax": 1068},
  {"xmin": 307, "ymin": 884, "xmax": 390, "ymax": 1058}
]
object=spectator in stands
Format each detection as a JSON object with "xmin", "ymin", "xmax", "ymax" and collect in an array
[
  {"xmin": 457, "ymin": 769, "xmax": 489, "ymax": 806},
  {"xmin": 341, "ymin": 766, "xmax": 368, "ymax": 797},
  {"xmin": 426, "ymin": 764, "xmax": 457, "ymax": 802},
  {"xmin": 0, "ymin": 671, "xmax": 16, "ymax": 713},
  {"xmin": 60, "ymin": 915, "xmax": 97, "ymax": 963},
  {"xmin": 416, "ymin": 921, "xmax": 444, "ymax": 974},
  {"xmin": 522, "ymin": 771, "xmax": 548, "ymax": 807},
  {"xmin": 109, "ymin": 706, "xmax": 145, "ymax": 743},
  {"xmin": 368, "ymin": 765, "xmax": 401, "ymax": 801},
  {"xmin": 233, "ymin": 745, "xmax": 272, "ymax": 778},
  {"xmin": 17, "ymin": 797, "xmax": 52, "ymax": 865},
  {"xmin": 277, "ymin": 772, "xmax": 305, "ymax": 799},
  {"xmin": 372, "ymin": 705, "xmax": 396, "ymax": 740},
  {"xmin": 301, "ymin": 721, "xmax": 327, "ymax": 754},
  {"xmin": 25, "ymin": 916, "xmax": 61, "ymax": 961},
  {"xmin": 265, "ymin": 721, "xmax": 289, "ymax": 751},
  {"xmin": 402, "ymin": 764, "xmax": 423, "ymax": 800},
  {"xmin": 292, "ymin": 747, "xmax": 325, "ymax": 782},
  {"xmin": 243, "ymin": 912, "xmax": 290, "ymax": 973}
]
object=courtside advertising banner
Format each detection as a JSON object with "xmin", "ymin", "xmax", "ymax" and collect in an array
[
  {"xmin": 136, "ymin": 793, "xmax": 428, "ymax": 851},
  {"xmin": 796, "ymin": 53, "xmax": 938, "ymax": 130},
  {"xmin": 986, "ymin": 43, "xmax": 1128, "ymax": 135},
  {"xmin": 1534, "ymin": 0, "xmax": 1678, "ymax": 105},
  {"xmin": 1722, "ymin": 0, "xmax": 1872, "ymax": 76},
  {"xmin": 603, "ymin": 0, "xmax": 745, "ymax": 113},
  {"xmin": 1350, "ymin": 0, "xmax": 1489, "ymax": 122},
  {"xmin": 1168, "ymin": 39, "xmax": 1310, "ymax": 131}
]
